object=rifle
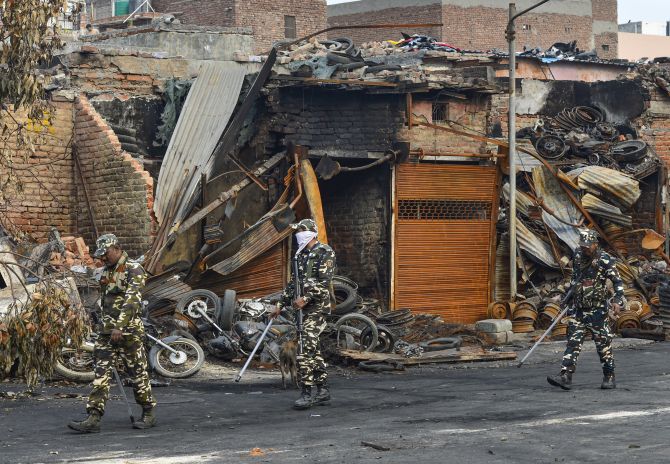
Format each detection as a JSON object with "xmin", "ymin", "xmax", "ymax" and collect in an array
[
  {"xmin": 517, "ymin": 285, "xmax": 576, "ymax": 368},
  {"xmin": 293, "ymin": 257, "xmax": 304, "ymax": 355}
]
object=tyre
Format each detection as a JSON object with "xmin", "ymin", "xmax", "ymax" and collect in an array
[
  {"xmin": 361, "ymin": 324, "xmax": 396, "ymax": 353},
  {"xmin": 54, "ymin": 340, "xmax": 95, "ymax": 382},
  {"xmin": 215, "ymin": 289, "xmax": 236, "ymax": 331},
  {"xmin": 335, "ymin": 313, "xmax": 378, "ymax": 351},
  {"xmin": 358, "ymin": 360, "xmax": 404, "ymax": 372},
  {"xmin": 176, "ymin": 290, "xmax": 221, "ymax": 320},
  {"xmin": 610, "ymin": 140, "xmax": 647, "ymax": 162},
  {"xmin": 332, "ymin": 281, "xmax": 357, "ymax": 315},
  {"xmin": 149, "ymin": 336, "xmax": 205, "ymax": 379},
  {"xmin": 419, "ymin": 336, "xmax": 463, "ymax": 352}
]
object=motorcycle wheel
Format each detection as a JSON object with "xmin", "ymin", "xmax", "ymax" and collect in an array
[
  {"xmin": 54, "ymin": 341, "xmax": 95, "ymax": 382},
  {"xmin": 334, "ymin": 313, "xmax": 378, "ymax": 352},
  {"xmin": 150, "ymin": 337, "xmax": 205, "ymax": 379}
]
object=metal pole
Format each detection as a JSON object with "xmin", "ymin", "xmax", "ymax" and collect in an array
[
  {"xmin": 234, "ymin": 319, "xmax": 275, "ymax": 382},
  {"xmin": 505, "ymin": 0, "xmax": 552, "ymax": 302},
  {"xmin": 507, "ymin": 3, "xmax": 518, "ymax": 301}
]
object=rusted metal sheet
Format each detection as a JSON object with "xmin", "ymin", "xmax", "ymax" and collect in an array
[
  {"xmin": 393, "ymin": 163, "xmax": 497, "ymax": 323},
  {"xmin": 577, "ymin": 166, "xmax": 641, "ymax": 209},
  {"xmin": 502, "ymin": 183, "xmax": 534, "ymax": 217},
  {"xmin": 532, "ymin": 166, "xmax": 582, "ymax": 250},
  {"xmin": 199, "ymin": 242, "xmax": 288, "ymax": 299},
  {"xmin": 581, "ymin": 193, "xmax": 633, "ymax": 226},
  {"xmin": 516, "ymin": 219, "xmax": 559, "ymax": 269},
  {"xmin": 143, "ymin": 274, "xmax": 192, "ymax": 303},
  {"xmin": 209, "ymin": 216, "xmax": 293, "ymax": 277},
  {"xmin": 301, "ymin": 157, "xmax": 328, "ymax": 244}
]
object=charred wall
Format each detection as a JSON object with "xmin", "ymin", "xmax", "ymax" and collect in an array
[{"xmin": 319, "ymin": 162, "xmax": 391, "ymax": 305}]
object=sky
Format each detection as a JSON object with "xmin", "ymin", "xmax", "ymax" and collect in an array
[{"xmin": 326, "ymin": 0, "xmax": 667, "ymax": 24}]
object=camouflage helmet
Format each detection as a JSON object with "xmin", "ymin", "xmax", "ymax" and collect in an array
[
  {"xmin": 578, "ymin": 228, "xmax": 599, "ymax": 246},
  {"xmin": 291, "ymin": 218, "xmax": 318, "ymax": 233},
  {"xmin": 93, "ymin": 233, "xmax": 119, "ymax": 258}
]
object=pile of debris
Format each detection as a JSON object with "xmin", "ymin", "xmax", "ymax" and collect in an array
[
  {"xmin": 272, "ymin": 35, "xmax": 491, "ymax": 84},
  {"xmin": 491, "ymin": 102, "xmax": 670, "ymax": 338},
  {"xmin": 514, "ymin": 40, "xmax": 599, "ymax": 63}
]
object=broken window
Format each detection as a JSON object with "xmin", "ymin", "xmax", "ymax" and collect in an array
[
  {"xmin": 284, "ymin": 15, "xmax": 297, "ymax": 39},
  {"xmin": 432, "ymin": 102, "xmax": 448, "ymax": 124}
]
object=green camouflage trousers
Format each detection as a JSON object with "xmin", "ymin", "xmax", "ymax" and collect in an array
[
  {"xmin": 87, "ymin": 334, "xmax": 156, "ymax": 415},
  {"xmin": 297, "ymin": 311, "xmax": 328, "ymax": 387},
  {"xmin": 561, "ymin": 307, "xmax": 614, "ymax": 375}
]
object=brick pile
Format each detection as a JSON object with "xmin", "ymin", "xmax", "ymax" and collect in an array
[{"xmin": 50, "ymin": 236, "xmax": 95, "ymax": 268}]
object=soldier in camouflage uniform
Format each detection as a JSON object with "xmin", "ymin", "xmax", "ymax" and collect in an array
[
  {"xmin": 68, "ymin": 234, "xmax": 156, "ymax": 433},
  {"xmin": 547, "ymin": 229, "xmax": 624, "ymax": 391},
  {"xmin": 271, "ymin": 219, "xmax": 336, "ymax": 410}
]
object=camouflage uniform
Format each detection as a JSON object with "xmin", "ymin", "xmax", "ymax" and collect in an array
[
  {"xmin": 87, "ymin": 235, "xmax": 155, "ymax": 416},
  {"xmin": 278, "ymin": 230, "xmax": 335, "ymax": 388},
  {"xmin": 561, "ymin": 246, "xmax": 624, "ymax": 376}
]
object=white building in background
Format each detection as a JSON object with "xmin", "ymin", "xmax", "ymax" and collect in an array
[
  {"xmin": 618, "ymin": 20, "xmax": 670, "ymax": 61},
  {"xmin": 619, "ymin": 21, "xmax": 669, "ymax": 36}
]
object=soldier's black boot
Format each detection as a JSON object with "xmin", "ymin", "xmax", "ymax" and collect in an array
[
  {"xmin": 547, "ymin": 370, "xmax": 573, "ymax": 390},
  {"xmin": 293, "ymin": 386, "xmax": 313, "ymax": 410},
  {"xmin": 601, "ymin": 372, "xmax": 616, "ymax": 390},
  {"xmin": 313, "ymin": 384, "xmax": 331, "ymax": 405},
  {"xmin": 68, "ymin": 411, "xmax": 101, "ymax": 433},
  {"xmin": 132, "ymin": 407, "xmax": 157, "ymax": 429}
]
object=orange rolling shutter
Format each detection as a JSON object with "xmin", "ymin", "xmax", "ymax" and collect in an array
[{"xmin": 393, "ymin": 163, "xmax": 499, "ymax": 323}]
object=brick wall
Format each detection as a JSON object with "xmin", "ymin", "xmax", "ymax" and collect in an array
[
  {"xmin": 0, "ymin": 99, "xmax": 77, "ymax": 240},
  {"xmin": 328, "ymin": 1, "xmax": 617, "ymax": 56},
  {"xmin": 320, "ymin": 163, "xmax": 390, "ymax": 303},
  {"xmin": 326, "ymin": 4, "xmax": 441, "ymax": 45},
  {"xmin": 74, "ymin": 96, "xmax": 155, "ymax": 257},
  {"xmin": 152, "ymin": 0, "xmax": 326, "ymax": 53},
  {"xmin": 235, "ymin": 0, "xmax": 327, "ymax": 53},
  {"xmin": 151, "ymin": 0, "xmax": 236, "ymax": 27},
  {"xmin": 442, "ymin": 5, "xmax": 593, "ymax": 52},
  {"xmin": 267, "ymin": 88, "xmax": 405, "ymax": 157},
  {"xmin": 399, "ymin": 95, "xmax": 492, "ymax": 155}
]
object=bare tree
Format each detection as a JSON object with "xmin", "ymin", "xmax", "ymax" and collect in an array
[{"xmin": 0, "ymin": 0, "xmax": 77, "ymax": 209}]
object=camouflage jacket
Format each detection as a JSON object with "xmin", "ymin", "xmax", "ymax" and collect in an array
[
  {"xmin": 570, "ymin": 248, "xmax": 624, "ymax": 309},
  {"xmin": 99, "ymin": 252, "xmax": 147, "ymax": 334},
  {"xmin": 278, "ymin": 242, "xmax": 335, "ymax": 313}
]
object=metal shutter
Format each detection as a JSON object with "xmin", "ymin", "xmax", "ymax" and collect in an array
[{"xmin": 393, "ymin": 163, "xmax": 499, "ymax": 323}]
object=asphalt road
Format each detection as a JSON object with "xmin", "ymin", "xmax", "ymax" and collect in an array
[{"xmin": 2, "ymin": 340, "xmax": 670, "ymax": 464}]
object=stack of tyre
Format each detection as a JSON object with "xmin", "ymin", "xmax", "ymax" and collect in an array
[{"xmin": 657, "ymin": 283, "xmax": 670, "ymax": 333}]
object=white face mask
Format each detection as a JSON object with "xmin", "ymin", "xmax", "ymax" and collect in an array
[{"xmin": 295, "ymin": 231, "xmax": 317, "ymax": 255}]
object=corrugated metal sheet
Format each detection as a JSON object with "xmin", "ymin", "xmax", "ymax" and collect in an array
[
  {"xmin": 154, "ymin": 62, "xmax": 247, "ymax": 226},
  {"xmin": 577, "ymin": 166, "xmax": 641, "ymax": 209},
  {"xmin": 143, "ymin": 275, "xmax": 192, "ymax": 303},
  {"xmin": 516, "ymin": 219, "xmax": 559, "ymax": 268},
  {"xmin": 209, "ymin": 218, "xmax": 293, "ymax": 276},
  {"xmin": 582, "ymin": 193, "xmax": 633, "ymax": 226},
  {"xmin": 394, "ymin": 163, "xmax": 497, "ymax": 323},
  {"xmin": 198, "ymin": 242, "xmax": 288, "ymax": 299},
  {"xmin": 502, "ymin": 182, "xmax": 535, "ymax": 217},
  {"xmin": 532, "ymin": 166, "xmax": 582, "ymax": 250}
]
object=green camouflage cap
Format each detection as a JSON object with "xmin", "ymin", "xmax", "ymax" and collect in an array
[
  {"xmin": 93, "ymin": 233, "xmax": 119, "ymax": 258},
  {"xmin": 291, "ymin": 218, "xmax": 318, "ymax": 233},
  {"xmin": 578, "ymin": 228, "xmax": 599, "ymax": 246}
]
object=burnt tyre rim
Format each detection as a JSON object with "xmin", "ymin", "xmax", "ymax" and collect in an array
[
  {"xmin": 157, "ymin": 341, "xmax": 200, "ymax": 375},
  {"xmin": 60, "ymin": 349, "xmax": 94, "ymax": 372},
  {"xmin": 535, "ymin": 135, "xmax": 567, "ymax": 160}
]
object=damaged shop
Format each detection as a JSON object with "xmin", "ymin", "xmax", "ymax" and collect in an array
[{"xmin": 3, "ymin": 27, "xmax": 670, "ymax": 377}]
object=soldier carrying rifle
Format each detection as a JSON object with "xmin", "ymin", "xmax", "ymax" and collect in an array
[
  {"xmin": 271, "ymin": 219, "xmax": 336, "ymax": 410},
  {"xmin": 547, "ymin": 229, "xmax": 624, "ymax": 391}
]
